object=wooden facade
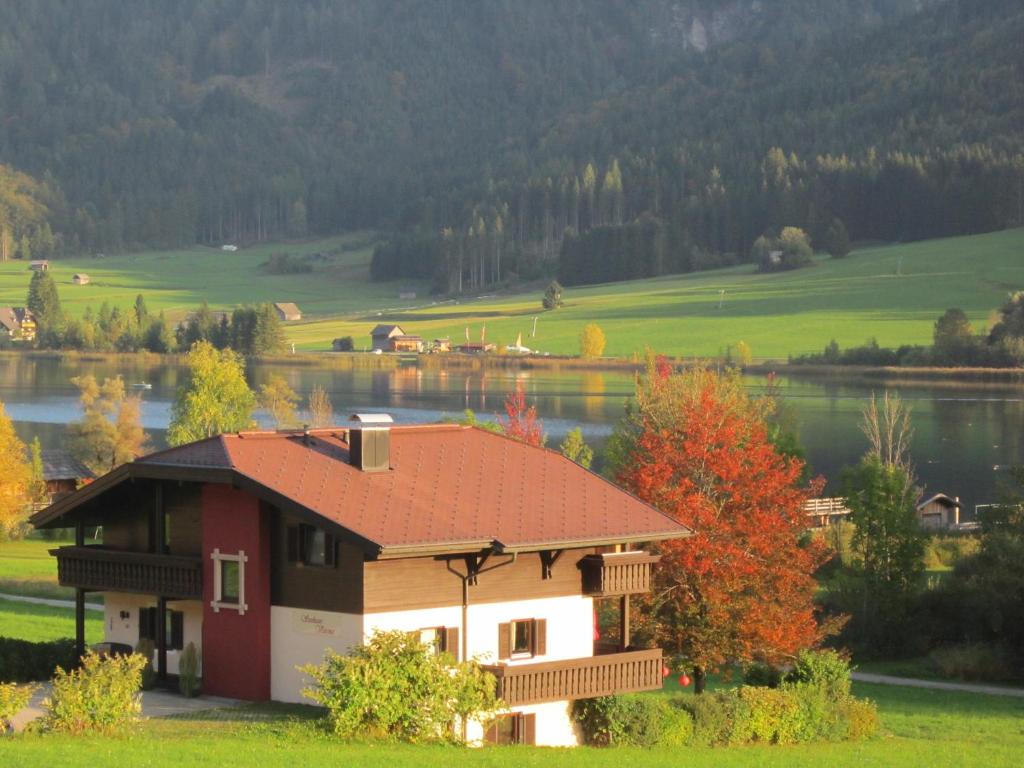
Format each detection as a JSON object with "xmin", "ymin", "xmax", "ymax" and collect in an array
[
  {"xmin": 579, "ymin": 552, "xmax": 659, "ymax": 597},
  {"xmin": 53, "ymin": 546, "xmax": 202, "ymax": 599}
]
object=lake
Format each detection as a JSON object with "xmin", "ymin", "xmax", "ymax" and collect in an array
[{"xmin": 3, "ymin": 355, "xmax": 1022, "ymax": 519}]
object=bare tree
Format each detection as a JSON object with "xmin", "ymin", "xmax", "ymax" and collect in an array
[
  {"xmin": 861, "ymin": 391, "xmax": 914, "ymax": 472},
  {"xmin": 307, "ymin": 384, "xmax": 333, "ymax": 428}
]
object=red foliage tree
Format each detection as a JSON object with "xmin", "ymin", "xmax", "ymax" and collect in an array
[
  {"xmin": 614, "ymin": 361, "xmax": 832, "ymax": 691},
  {"xmin": 500, "ymin": 383, "xmax": 545, "ymax": 447}
]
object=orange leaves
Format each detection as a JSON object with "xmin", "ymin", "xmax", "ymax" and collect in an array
[{"xmin": 500, "ymin": 383, "xmax": 545, "ymax": 447}]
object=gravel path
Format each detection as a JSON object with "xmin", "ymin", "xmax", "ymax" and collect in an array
[
  {"xmin": 0, "ymin": 592, "xmax": 103, "ymax": 612},
  {"xmin": 852, "ymin": 671, "xmax": 1024, "ymax": 698}
]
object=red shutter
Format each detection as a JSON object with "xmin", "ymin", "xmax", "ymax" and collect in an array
[
  {"xmin": 497, "ymin": 622, "xmax": 511, "ymax": 660},
  {"xmin": 444, "ymin": 627, "xmax": 459, "ymax": 660},
  {"xmin": 534, "ymin": 619, "xmax": 547, "ymax": 656}
]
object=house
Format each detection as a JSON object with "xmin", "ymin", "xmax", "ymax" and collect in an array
[
  {"xmin": 370, "ymin": 324, "xmax": 405, "ymax": 352},
  {"xmin": 31, "ymin": 415, "xmax": 690, "ymax": 746},
  {"xmin": 40, "ymin": 450, "xmax": 94, "ymax": 503},
  {"xmin": 455, "ymin": 342, "xmax": 496, "ymax": 354},
  {"xmin": 803, "ymin": 497, "xmax": 850, "ymax": 528},
  {"xmin": 916, "ymin": 493, "xmax": 962, "ymax": 530},
  {"xmin": 399, "ymin": 290, "xmax": 417, "ymax": 300},
  {"xmin": 221, "ymin": 245, "xmax": 238, "ymax": 252},
  {"xmin": 29, "ymin": 260, "xmax": 50, "ymax": 272},
  {"xmin": 72, "ymin": 273, "xmax": 90, "ymax": 285},
  {"xmin": 389, "ymin": 335, "xmax": 424, "ymax": 353},
  {"xmin": 273, "ymin": 302, "xmax": 302, "ymax": 322},
  {"xmin": 0, "ymin": 306, "xmax": 37, "ymax": 342},
  {"xmin": 432, "ymin": 338, "xmax": 451, "ymax": 353}
]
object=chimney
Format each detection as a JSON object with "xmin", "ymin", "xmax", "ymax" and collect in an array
[{"xmin": 348, "ymin": 413, "xmax": 393, "ymax": 472}]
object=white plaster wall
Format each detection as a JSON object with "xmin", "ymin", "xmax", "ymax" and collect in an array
[
  {"xmin": 362, "ymin": 605, "xmax": 464, "ymax": 644},
  {"xmin": 269, "ymin": 606, "xmax": 362, "ymax": 703},
  {"xmin": 102, "ymin": 592, "xmax": 203, "ymax": 676},
  {"xmin": 466, "ymin": 594, "xmax": 594, "ymax": 665},
  {"xmin": 464, "ymin": 700, "xmax": 580, "ymax": 747}
]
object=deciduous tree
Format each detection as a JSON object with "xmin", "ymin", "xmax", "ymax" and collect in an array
[
  {"xmin": 613, "ymin": 360, "xmax": 830, "ymax": 691},
  {"xmin": 307, "ymin": 384, "xmax": 333, "ymax": 428},
  {"xmin": 67, "ymin": 375, "xmax": 149, "ymax": 474},
  {"xmin": 559, "ymin": 427, "xmax": 593, "ymax": 469},
  {"xmin": 579, "ymin": 323, "xmax": 606, "ymax": 358},
  {"xmin": 168, "ymin": 341, "xmax": 256, "ymax": 445},
  {"xmin": 259, "ymin": 374, "xmax": 299, "ymax": 429},
  {"xmin": 500, "ymin": 383, "xmax": 545, "ymax": 447},
  {"xmin": 0, "ymin": 402, "xmax": 31, "ymax": 539}
]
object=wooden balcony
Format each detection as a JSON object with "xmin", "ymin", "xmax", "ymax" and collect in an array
[
  {"xmin": 579, "ymin": 551, "xmax": 660, "ymax": 597},
  {"xmin": 483, "ymin": 648, "xmax": 663, "ymax": 706},
  {"xmin": 52, "ymin": 546, "xmax": 202, "ymax": 599}
]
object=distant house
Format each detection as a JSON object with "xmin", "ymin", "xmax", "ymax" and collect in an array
[
  {"xmin": 432, "ymin": 338, "xmax": 451, "ymax": 353},
  {"xmin": 370, "ymin": 324, "xmax": 406, "ymax": 352},
  {"xmin": 221, "ymin": 244, "xmax": 238, "ymax": 252},
  {"xmin": 41, "ymin": 450, "xmax": 94, "ymax": 503},
  {"xmin": 72, "ymin": 273, "xmax": 90, "ymax": 285},
  {"xmin": 273, "ymin": 302, "xmax": 302, "ymax": 322},
  {"xmin": 916, "ymin": 494, "xmax": 962, "ymax": 530},
  {"xmin": 390, "ymin": 335, "xmax": 424, "ymax": 353},
  {"xmin": 29, "ymin": 260, "xmax": 50, "ymax": 272},
  {"xmin": 455, "ymin": 342, "xmax": 496, "ymax": 354},
  {"xmin": 0, "ymin": 306, "xmax": 36, "ymax": 342},
  {"xmin": 399, "ymin": 290, "xmax": 417, "ymax": 300}
]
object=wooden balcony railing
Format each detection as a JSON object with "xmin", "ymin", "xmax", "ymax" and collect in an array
[
  {"xmin": 52, "ymin": 546, "xmax": 203, "ymax": 599},
  {"xmin": 483, "ymin": 648, "xmax": 663, "ymax": 706},
  {"xmin": 579, "ymin": 552, "xmax": 660, "ymax": 597}
]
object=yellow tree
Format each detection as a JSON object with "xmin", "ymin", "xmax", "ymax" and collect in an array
[
  {"xmin": 259, "ymin": 374, "xmax": 300, "ymax": 429},
  {"xmin": 0, "ymin": 402, "xmax": 31, "ymax": 539},
  {"xmin": 67, "ymin": 376, "xmax": 150, "ymax": 475},
  {"xmin": 579, "ymin": 323, "xmax": 606, "ymax": 358}
]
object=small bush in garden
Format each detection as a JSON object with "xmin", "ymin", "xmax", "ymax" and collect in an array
[
  {"xmin": 1, "ymin": 682, "xmax": 35, "ymax": 732},
  {"xmin": 682, "ymin": 691, "xmax": 751, "ymax": 746},
  {"xmin": 0, "ymin": 638, "xmax": 77, "ymax": 683},
  {"xmin": 736, "ymin": 685, "xmax": 804, "ymax": 745},
  {"xmin": 835, "ymin": 696, "xmax": 880, "ymax": 740},
  {"xmin": 300, "ymin": 630, "xmax": 501, "ymax": 743},
  {"xmin": 42, "ymin": 651, "xmax": 147, "ymax": 735},
  {"xmin": 178, "ymin": 642, "xmax": 201, "ymax": 698},
  {"xmin": 135, "ymin": 638, "xmax": 157, "ymax": 690},
  {"xmin": 785, "ymin": 649, "xmax": 853, "ymax": 699},
  {"xmin": 928, "ymin": 643, "xmax": 1013, "ymax": 682},
  {"xmin": 743, "ymin": 662, "xmax": 783, "ymax": 688},
  {"xmin": 573, "ymin": 694, "xmax": 692, "ymax": 747}
]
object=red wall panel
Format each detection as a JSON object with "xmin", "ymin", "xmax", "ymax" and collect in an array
[{"xmin": 201, "ymin": 484, "xmax": 271, "ymax": 700}]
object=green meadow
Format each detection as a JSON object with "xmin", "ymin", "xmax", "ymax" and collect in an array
[
  {"xmin": 0, "ymin": 539, "xmax": 77, "ymax": 601},
  {"xmin": 0, "ymin": 228, "xmax": 1022, "ymax": 358}
]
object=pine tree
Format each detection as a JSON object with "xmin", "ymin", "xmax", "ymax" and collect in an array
[
  {"xmin": 26, "ymin": 270, "xmax": 63, "ymax": 339},
  {"xmin": 253, "ymin": 303, "xmax": 287, "ymax": 355}
]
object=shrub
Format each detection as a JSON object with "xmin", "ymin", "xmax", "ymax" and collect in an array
[
  {"xmin": 681, "ymin": 691, "xmax": 750, "ymax": 746},
  {"xmin": 928, "ymin": 644, "xmax": 1014, "ymax": 682},
  {"xmin": 1, "ymin": 682, "xmax": 35, "ymax": 730},
  {"xmin": 43, "ymin": 651, "xmax": 146, "ymax": 735},
  {"xmin": 737, "ymin": 685, "xmax": 804, "ymax": 745},
  {"xmin": 332, "ymin": 336, "xmax": 354, "ymax": 352},
  {"xmin": 178, "ymin": 642, "xmax": 201, "ymax": 698},
  {"xmin": 300, "ymin": 630, "xmax": 501, "ymax": 743},
  {"xmin": 835, "ymin": 695, "xmax": 880, "ymax": 740},
  {"xmin": 743, "ymin": 662, "xmax": 783, "ymax": 688},
  {"xmin": 579, "ymin": 323, "xmax": 606, "ymax": 358},
  {"xmin": 135, "ymin": 638, "xmax": 156, "ymax": 690},
  {"xmin": 785, "ymin": 649, "xmax": 853, "ymax": 699},
  {"xmin": 573, "ymin": 694, "xmax": 691, "ymax": 747},
  {"xmin": 0, "ymin": 637, "xmax": 77, "ymax": 683}
]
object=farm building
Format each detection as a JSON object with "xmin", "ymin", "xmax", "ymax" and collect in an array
[
  {"xmin": 40, "ymin": 449, "xmax": 94, "ymax": 504},
  {"xmin": 390, "ymin": 335, "xmax": 424, "ymax": 353},
  {"xmin": 32, "ymin": 415, "xmax": 689, "ymax": 746},
  {"xmin": 399, "ymin": 290, "xmax": 417, "ymax": 300},
  {"xmin": 72, "ymin": 273, "xmax": 90, "ymax": 285},
  {"xmin": 0, "ymin": 306, "xmax": 37, "ymax": 342},
  {"xmin": 370, "ymin": 324, "xmax": 406, "ymax": 351},
  {"xmin": 29, "ymin": 260, "xmax": 50, "ymax": 272},
  {"xmin": 455, "ymin": 342, "xmax": 496, "ymax": 354},
  {"xmin": 916, "ymin": 493, "xmax": 962, "ymax": 530},
  {"xmin": 432, "ymin": 338, "xmax": 451, "ymax": 353},
  {"xmin": 273, "ymin": 302, "xmax": 302, "ymax": 321}
]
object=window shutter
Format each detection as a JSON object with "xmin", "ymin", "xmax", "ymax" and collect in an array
[
  {"xmin": 497, "ymin": 622, "xmax": 511, "ymax": 660},
  {"xmin": 139, "ymin": 607, "xmax": 155, "ymax": 642},
  {"xmin": 324, "ymin": 533, "xmax": 336, "ymax": 567},
  {"xmin": 484, "ymin": 720, "xmax": 500, "ymax": 744},
  {"xmin": 522, "ymin": 713, "xmax": 537, "ymax": 745},
  {"xmin": 444, "ymin": 627, "xmax": 459, "ymax": 659},
  {"xmin": 286, "ymin": 526, "xmax": 300, "ymax": 562},
  {"xmin": 534, "ymin": 619, "xmax": 547, "ymax": 656},
  {"xmin": 170, "ymin": 611, "xmax": 184, "ymax": 650}
]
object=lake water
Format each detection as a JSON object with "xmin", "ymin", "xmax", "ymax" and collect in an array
[{"xmin": 3, "ymin": 355, "xmax": 1023, "ymax": 519}]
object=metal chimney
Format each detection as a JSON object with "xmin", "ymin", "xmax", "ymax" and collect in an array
[{"xmin": 348, "ymin": 413, "xmax": 393, "ymax": 472}]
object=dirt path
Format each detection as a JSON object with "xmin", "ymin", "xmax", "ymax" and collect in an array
[
  {"xmin": 0, "ymin": 592, "xmax": 103, "ymax": 612},
  {"xmin": 852, "ymin": 672, "xmax": 1024, "ymax": 698}
]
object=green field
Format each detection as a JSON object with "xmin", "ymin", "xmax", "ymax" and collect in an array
[
  {"xmin": 1, "ymin": 683, "xmax": 1021, "ymax": 766},
  {"xmin": 0, "ymin": 598, "xmax": 101, "ymax": 644},
  {"xmin": 0, "ymin": 228, "xmax": 1022, "ymax": 359},
  {"xmin": 0, "ymin": 539, "xmax": 76, "ymax": 601}
]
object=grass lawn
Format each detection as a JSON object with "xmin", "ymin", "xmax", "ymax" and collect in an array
[
  {"xmin": 1, "ymin": 683, "xmax": 1022, "ymax": 766},
  {"xmin": 0, "ymin": 538, "xmax": 76, "ymax": 601},
  {"xmin": 0, "ymin": 597, "xmax": 101, "ymax": 643},
  {"xmin": 290, "ymin": 228, "xmax": 1024, "ymax": 357}
]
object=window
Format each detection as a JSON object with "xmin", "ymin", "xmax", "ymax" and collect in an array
[
  {"xmin": 287, "ymin": 524, "xmax": 336, "ymax": 567},
  {"xmin": 497, "ymin": 619, "xmax": 546, "ymax": 660},
  {"xmin": 139, "ymin": 607, "xmax": 184, "ymax": 651},
  {"xmin": 485, "ymin": 713, "xmax": 536, "ymax": 745},
  {"xmin": 210, "ymin": 548, "xmax": 248, "ymax": 614},
  {"xmin": 414, "ymin": 626, "xmax": 459, "ymax": 658}
]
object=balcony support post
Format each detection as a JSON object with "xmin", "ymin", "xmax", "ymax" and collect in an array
[
  {"xmin": 619, "ymin": 595, "xmax": 630, "ymax": 650},
  {"xmin": 156, "ymin": 596, "xmax": 168, "ymax": 681},
  {"xmin": 74, "ymin": 588, "xmax": 86, "ymax": 660}
]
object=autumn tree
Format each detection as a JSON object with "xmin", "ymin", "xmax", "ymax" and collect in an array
[
  {"xmin": 499, "ymin": 383, "xmax": 545, "ymax": 447},
  {"xmin": 67, "ymin": 375, "xmax": 149, "ymax": 475},
  {"xmin": 259, "ymin": 374, "xmax": 300, "ymax": 429},
  {"xmin": 0, "ymin": 402, "xmax": 31, "ymax": 539},
  {"xmin": 579, "ymin": 323, "xmax": 606, "ymax": 358},
  {"xmin": 307, "ymin": 384, "xmax": 333, "ymax": 427},
  {"xmin": 168, "ymin": 341, "xmax": 256, "ymax": 446},
  {"xmin": 559, "ymin": 427, "xmax": 593, "ymax": 469},
  {"xmin": 612, "ymin": 360, "xmax": 830, "ymax": 692}
]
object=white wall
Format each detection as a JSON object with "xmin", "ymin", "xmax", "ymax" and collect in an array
[
  {"xmin": 465, "ymin": 594, "xmax": 594, "ymax": 665},
  {"xmin": 269, "ymin": 606, "xmax": 362, "ymax": 703},
  {"xmin": 102, "ymin": 592, "xmax": 203, "ymax": 676}
]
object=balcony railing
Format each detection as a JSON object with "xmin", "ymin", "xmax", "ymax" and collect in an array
[
  {"xmin": 52, "ymin": 546, "xmax": 202, "ymax": 599},
  {"xmin": 483, "ymin": 648, "xmax": 663, "ymax": 706},
  {"xmin": 579, "ymin": 551, "xmax": 660, "ymax": 597}
]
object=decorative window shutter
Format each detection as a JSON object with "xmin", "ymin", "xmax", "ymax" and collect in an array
[
  {"xmin": 170, "ymin": 611, "xmax": 184, "ymax": 650},
  {"xmin": 139, "ymin": 607, "xmax": 156, "ymax": 641},
  {"xmin": 497, "ymin": 622, "xmax": 511, "ymax": 660},
  {"xmin": 522, "ymin": 713, "xmax": 537, "ymax": 745},
  {"xmin": 444, "ymin": 627, "xmax": 459, "ymax": 659},
  {"xmin": 534, "ymin": 619, "xmax": 547, "ymax": 656}
]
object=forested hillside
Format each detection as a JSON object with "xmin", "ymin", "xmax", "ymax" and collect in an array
[{"xmin": 0, "ymin": 0, "xmax": 1020, "ymax": 292}]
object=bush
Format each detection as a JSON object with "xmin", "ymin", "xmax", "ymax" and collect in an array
[
  {"xmin": 332, "ymin": 336, "xmax": 354, "ymax": 352},
  {"xmin": 737, "ymin": 685, "xmax": 805, "ymax": 744},
  {"xmin": 928, "ymin": 644, "xmax": 1014, "ymax": 682},
  {"xmin": 681, "ymin": 691, "xmax": 750, "ymax": 746},
  {"xmin": 135, "ymin": 639, "xmax": 156, "ymax": 690},
  {"xmin": 923, "ymin": 535, "xmax": 980, "ymax": 570},
  {"xmin": 573, "ymin": 694, "xmax": 691, "ymax": 747},
  {"xmin": 743, "ymin": 662, "xmax": 783, "ymax": 688},
  {"xmin": 300, "ymin": 630, "xmax": 501, "ymax": 743},
  {"xmin": 43, "ymin": 651, "xmax": 146, "ymax": 735},
  {"xmin": 0, "ymin": 637, "xmax": 77, "ymax": 683},
  {"xmin": 785, "ymin": 649, "xmax": 853, "ymax": 700},
  {"xmin": 1, "ymin": 682, "xmax": 35, "ymax": 730},
  {"xmin": 178, "ymin": 642, "xmax": 201, "ymax": 698},
  {"xmin": 835, "ymin": 695, "xmax": 881, "ymax": 740},
  {"xmin": 262, "ymin": 253, "xmax": 313, "ymax": 275}
]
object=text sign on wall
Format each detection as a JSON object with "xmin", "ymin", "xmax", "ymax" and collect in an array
[{"xmin": 292, "ymin": 611, "xmax": 342, "ymax": 637}]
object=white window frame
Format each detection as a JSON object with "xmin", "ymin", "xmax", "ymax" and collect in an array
[{"xmin": 210, "ymin": 548, "xmax": 248, "ymax": 615}]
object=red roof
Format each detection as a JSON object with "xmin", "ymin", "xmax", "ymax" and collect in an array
[{"xmin": 129, "ymin": 424, "xmax": 689, "ymax": 556}]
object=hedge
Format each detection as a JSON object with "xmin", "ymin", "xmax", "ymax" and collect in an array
[{"xmin": 0, "ymin": 637, "xmax": 77, "ymax": 683}]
